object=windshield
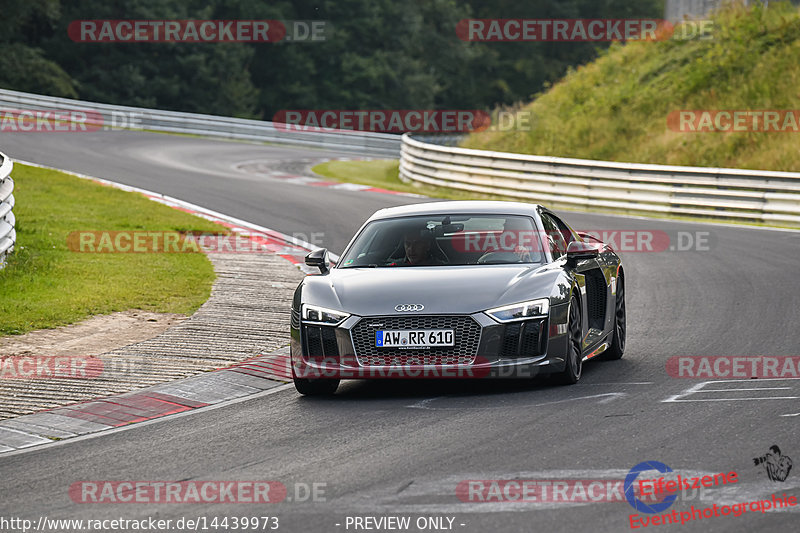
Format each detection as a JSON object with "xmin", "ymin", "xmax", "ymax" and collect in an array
[{"xmin": 339, "ymin": 214, "xmax": 544, "ymax": 268}]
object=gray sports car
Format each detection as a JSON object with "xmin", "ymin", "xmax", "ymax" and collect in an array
[{"xmin": 290, "ymin": 201, "xmax": 626, "ymax": 395}]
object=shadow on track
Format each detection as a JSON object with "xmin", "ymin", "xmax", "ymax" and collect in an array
[{"xmin": 294, "ymin": 361, "xmax": 624, "ymax": 402}]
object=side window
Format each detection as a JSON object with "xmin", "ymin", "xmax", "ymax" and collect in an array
[{"xmin": 540, "ymin": 213, "xmax": 568, "ymax": 260}]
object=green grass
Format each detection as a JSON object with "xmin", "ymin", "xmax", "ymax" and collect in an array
[
  {"xmin": 313, "ymin": 159, "xmax": 402, "ymax": 189},
  {"xmin": 462, "ymin": 1, "xmax": 800, "ymax": 172},
  {"xmin": 0, "ymin": 164, "xmax": 226, "ymax": 336}
]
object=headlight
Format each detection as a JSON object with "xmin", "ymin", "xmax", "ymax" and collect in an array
[
  {"xmin": 302, "ymin": 304, "xmax": 349, "ymax": 326},
  {"xmin": 486, "ymin": 298, "xmax": 550, "ymax": 323}
]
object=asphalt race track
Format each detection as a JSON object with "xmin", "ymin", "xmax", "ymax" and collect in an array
[{"xmin": 0, "ymin": 130, "xmax": 798, "ymax": 532}]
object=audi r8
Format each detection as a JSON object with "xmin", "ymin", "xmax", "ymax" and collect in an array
[{"xmin": 290, "ymin": 201, "xmax": 626, "ymax": 395}]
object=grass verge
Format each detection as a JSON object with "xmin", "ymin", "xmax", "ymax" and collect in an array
[
  {"xmin": 312, "ymin": 159, "xmax": 503, "ymax": 201},
  {"xmin": 0, "ymin": 163, "xmax": 226, "ymax": 336}
]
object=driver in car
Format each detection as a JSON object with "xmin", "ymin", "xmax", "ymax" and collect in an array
[{"xmin": 389, "ymin": 227, "xmax": 446, "ymax": 266}]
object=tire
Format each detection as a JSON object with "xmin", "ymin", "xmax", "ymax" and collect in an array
[
  {"xmin": 554, "ymin": 294, "xmax": 583, "ymax": 385},
  {"xmin": 603, "ymin": 274, "xmax": 626, "ymax": 361},
  {"xmin": 292, "ymin": 366, "xmax": 339, "ymax": 396}
]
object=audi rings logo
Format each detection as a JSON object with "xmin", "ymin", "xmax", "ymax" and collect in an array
[{"xmin": 395, "ymin": 304, "xmax": 424, "ymax": 312}]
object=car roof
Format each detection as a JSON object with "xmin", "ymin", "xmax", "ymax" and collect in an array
[{"xmin": 367, "ymin": 201, "xmax": 543, "ymax": 221}]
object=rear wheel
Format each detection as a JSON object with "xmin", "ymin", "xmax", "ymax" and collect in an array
[
  {"xmin": 554, "ymin": 294, "xmax": 583, "ymax": 385},
  {"xmin": 604, "ymin": 274, "xmax": 626, "ymax": 360}
]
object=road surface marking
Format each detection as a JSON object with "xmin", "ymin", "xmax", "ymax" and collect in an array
[{"xmin": 663, "ymin": 379, "xmax": 800, "ymax": 403}]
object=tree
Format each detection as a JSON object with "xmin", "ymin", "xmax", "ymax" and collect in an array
[{"xmin": 0, "ymin": 0, "xmax": 77, "ymax": 97}]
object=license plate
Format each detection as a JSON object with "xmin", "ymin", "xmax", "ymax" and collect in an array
[{"xmin": 376, "ymin": 329, "xmax": 455, "ymax": 348}]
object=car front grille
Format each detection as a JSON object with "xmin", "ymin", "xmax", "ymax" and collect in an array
[{"xmin": 351, "ymin": 315, "xmax": 481, "ymax": 366}]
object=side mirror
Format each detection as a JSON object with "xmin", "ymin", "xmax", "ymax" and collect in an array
[
  {"xmin": 566, "ymin": 241, "xmax": 600, "ymax": 267},
  {"xmin": 305, "ymin": 248, "xmax": 330, "ymax": 274}
]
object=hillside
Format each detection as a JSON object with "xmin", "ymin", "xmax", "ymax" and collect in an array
[{"xmin": 462, "ymin": 2, "xmax": 800, "ymax": 172}]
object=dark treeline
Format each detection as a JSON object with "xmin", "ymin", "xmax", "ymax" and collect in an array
[{"xmin": 0, "ymin": 0, "xmax": 663, "ymax": 119}]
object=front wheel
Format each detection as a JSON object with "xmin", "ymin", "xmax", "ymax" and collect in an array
[
  {"xmin": 554, "ymin": 294, "xmax": 583, "ymax": 385},
  {"xmin": 603, "ymin": 274, "xmax": 626, "ymax": 361}
]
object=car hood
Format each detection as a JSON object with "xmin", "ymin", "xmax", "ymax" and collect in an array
[{"xmin": 301, "ymin": 265, "xmax": 560, "ymax": 316}]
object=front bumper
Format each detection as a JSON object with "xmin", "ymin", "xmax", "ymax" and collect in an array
[{"xmin": 290, "ymin": 306, "xmax": 570, "ymax": 379}]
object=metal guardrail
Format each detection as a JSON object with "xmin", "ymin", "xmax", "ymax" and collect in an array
[
  {"xmin": 0, "ymin": 152, "xmax": 15, "ymax": 268},
  {"xmin": 399, "ymin": 133, "xmax": 800, "ymax": 227},
  {"xmin": 665, "ymin": 0, "xmax": 729, "ymax": 20},
  {"xmin": 666, "ymin": 0, "xmax": 800, "ymax": 21},
  {"xmin": 665, "ymin": 0, "xmax": 779, "ymax": 21},
  {"xmin": 0, "ymin": 88, "xmax": 401, "ymax": 158}
]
